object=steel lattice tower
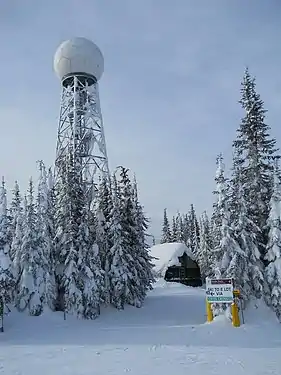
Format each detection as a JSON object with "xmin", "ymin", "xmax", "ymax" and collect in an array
[{"xmin": 53, "ymin": 37, "xmax": 109, "ymax": 202}]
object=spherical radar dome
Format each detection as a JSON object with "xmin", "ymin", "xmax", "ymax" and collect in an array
[{"xmin": 54, "ymin": 37, "xmax": 104, "ymax": 82}]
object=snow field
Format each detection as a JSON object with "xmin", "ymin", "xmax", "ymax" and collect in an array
[{"xmin": 1, "ymin": 280, "xmax": 281, "ymax": 375}]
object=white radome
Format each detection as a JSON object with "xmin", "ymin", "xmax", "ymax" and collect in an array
[{"xmin": 54, "ymin": 37, "xmax": 104, "ymax": 82}]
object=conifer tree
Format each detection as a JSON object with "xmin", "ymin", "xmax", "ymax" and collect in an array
[
  {"xmin": 95, "ymin": 176, "xmax": 112, "ymax": 304},
  {"xmin": 54, "ymin": 149, "xmax": 104, "ymax": 318},
  {"xmin": 131, "ymin": 177, "xmax": 155, "ymax": 293},
  {"xmin": 54, "ymin": 150, "xmax": 83, "ymax": 314},
  {"xmin": 198, "ymin": 211, "xmax": 214, "ymax": 280},
  {"xmin": 209, "ymin": 153, "xmax": 243, "ymax": 280},
  {"xmin": 188, "ymin": 204, "xmax": 200, "ymax": 257},
  {"xmin": 235, "ymin": 173, "xmax": 263, "ymax": 300},
  {"xmin": 96, "ymin": 176, "xmax": 112, "ymax": 267},
  {"xmin": 233, "ymin": 68, "xmax": 278, "ymax": 257},
  {"xmin": 225, "ymin": 159, "xmax": 252, "ymax": 300},
  {"xmin": 108, "ymin": 173, "xmax": 132, "ymax": 309},
  {"xmin": 76, "ymin": 204, "xmax": 104, "ymax": 318},
  {"xmin": 0, "ymin": 179, "xmax": 15, "ymax": 304},
  {"xmin": 54, "ymin": 157, "xmax": 69, "ymax": 277},
  {"xmin": 36, "ymin": 161, "xmax": 57, "ymax": 310},
  {"xmin": 47, "ymin": 167, "xmax": 56, "ymax": 247},
  {"xmin": 107, "ymin": 167, "xmax": 153, "ymax": 308},
  {"xmin": 11, "ymin": 210, "xmax": 23, "ymax": 298},
  {"xmin": 16, "ymin": 180, "xmax": 45, "ymax": 315},
  {"xmin": 211, "ymin": 154, "xmax": 229, "ymax": 267},
  {"xmin": 171, "ymin": 216, "xmax": 178, "ymax": 242},
  {"xmin": 9, "ymin": 181, "xmax": 23, "ymax": 261},
  {"xmin": 177, "ymin": 213, "xmax": 185, "ymax": 243},
  {"xmin": 228, "ymin": 149, "xmax": 243, "ymax": 227},
  {"xmin": 175, "ymin": 212, "xmax": 185, "ymax": 243},
  {"xmin": 160, "ymin": 209, "xmax": 171, "ymax": 243},
  {"xmin": 219, "ymin": 196, "xmax": 245, "ymax": 281},
  {"xmin": 264, "ymin": 159, "xmax": 281, "ymax": 319},
  {"xmin": 182, "ymin": 213, "xmax": 191, "ymax": 248},
  {"xmin": 118, "ymin": 167, "xmax": 149, "ymax": 307},
  {"xmin": 10, "ymin": 182, "xmax": 24, "ymax": 297}
]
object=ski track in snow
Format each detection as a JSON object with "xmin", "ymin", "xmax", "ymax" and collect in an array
[{"xmin": 1, "ymin": 279, "xmax": 281, "ymax": 375}]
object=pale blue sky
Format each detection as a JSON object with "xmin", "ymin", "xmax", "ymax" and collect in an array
[{"xmin": 1, "ymin": 1, "xmax": 281, "ymax": 240}]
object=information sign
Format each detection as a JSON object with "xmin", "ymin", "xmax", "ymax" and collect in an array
[{"xmin": 206, "ymin": 278, "xmax": 234, "ymax": 303}]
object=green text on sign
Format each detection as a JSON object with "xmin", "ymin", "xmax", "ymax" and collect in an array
[{"xmin": 207, "ymin": 296, "xmax": 233, "ymax": 302}]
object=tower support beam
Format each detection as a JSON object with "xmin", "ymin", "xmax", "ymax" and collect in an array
[{"xmin": 55, "ymin": 75, "xmax": 109, "ymax": 202}]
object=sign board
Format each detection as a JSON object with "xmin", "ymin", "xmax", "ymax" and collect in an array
[{"xmin": 206, "ymin": 278, "xmax": 233, "ymax": 303}]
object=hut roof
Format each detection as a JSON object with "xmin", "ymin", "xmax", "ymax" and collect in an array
[{"xmin": 149, "ymin": 242, "xmax": 195, "ymax": 277}]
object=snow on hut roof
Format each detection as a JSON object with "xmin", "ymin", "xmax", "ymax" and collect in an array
[{"xmin": 149, "ymin": 242, "xmax": 195, "ymax": 277}]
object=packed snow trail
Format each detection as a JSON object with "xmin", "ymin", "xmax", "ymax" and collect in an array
[{"xmin": 1, "ymin": 280, "xmax": 281, "ymax": 374}]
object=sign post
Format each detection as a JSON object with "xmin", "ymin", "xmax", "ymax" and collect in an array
[{"xmin": 205, "ymin": 278, "xmax": 240, "ymax": 327}]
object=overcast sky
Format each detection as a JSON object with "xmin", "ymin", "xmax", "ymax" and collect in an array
[{"xmin": 1, "ymin": 1, "xmax": 281, "ymax": 240}]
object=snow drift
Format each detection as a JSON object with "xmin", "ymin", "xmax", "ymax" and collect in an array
[{"xmin": 149, "ymin": 242, "xmax": 194, "ymax": 277}]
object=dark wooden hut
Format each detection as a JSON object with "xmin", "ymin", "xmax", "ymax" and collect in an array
[{"xmin": 164, "ymin": 252, "xmax": 202, "ymax": 287}]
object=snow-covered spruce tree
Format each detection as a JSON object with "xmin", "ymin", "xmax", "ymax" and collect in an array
[
  {"xmin": 176, "ymin": 212, "xmax": 185, "ymax": 243},
  {"xmin": 228, "ymin": 149, "xmax": 243, "ymax": 227},
  {"xmin": 108, "ymin": 173, "xmax": 133, "ymax": 309},
  {"xmin": 96, "ymin": 176, "xmax": 112, "ymax": 267},
  {"xmin": 0, "ymin": 179, "xmax": 15, "ymax": 305},
  {"xmin": 95, "ymin": 176, "xmax": 113, "ymax": 305},
  {"xmin": 117, "ymin": 167, "xmax": 151, "ymax": 307},
  {"xmin": 12, "ymin": 217, "xmax": 24, "ymax": 295},
  {"xmin": 233, "ymin": 68, "xmax": 278, "ymax": 259},
  {"xmin": 235, "ymin": 171, "xmax": 263, "ymax": 301},
  {"xmin": 54, "ymin": 149, "xmax": 103, "ymax": 318},
  {"xmin": 36, "ymin": 161, "xmax": 57, "ymax": 310},
  {"xmin": 54, "ymin": 152, "xmax": 83, "ymax": 314},
  {"xmin": 76, "ymin": 203, "xmax": 104, "ymax": 319},
  {"xmin": 108, "ymin": 167, "xmax": 153, "ymax": 308},
  {"xmin": 198, "ymin": 211, "xmax": 214, "ymax": 280},
  {"xmin": 211, "ymin": 154, "xmax": 229, "ymax": 268},
  {"xmin": 182, "ymin": 213, "xmax": 191, "ymax": 248},
  {"xmin": 188, "ymin": 204, "xmax": 200, "ymax": 258},
  {"xmin": 8, "ymin": 181, "xmax": 23, "ymax": 261},
  {"xmin": 224, "ymin": 155, "xmax": 252, "ymax": 301},
  {"xmin": 160, "ymin": 208, "xmax": 171, "ymax": 243},
  {"xmin": 219, "ymin": 194, "xmax": 245, "ymax": 280},
  {"xmin": 264, "ymin": 159, "xmax": 281, "ymax": 319},
  {"xmin": 10, "ymin": 182, "xmax": 24, "ymax": 300},
  {"xmin": 16, "ymin": 179, "xmax": 46, "ymax": 316},
  {"xmin": 47, "ymin": 167, "xmax": 56, "ymax": 246},
  {"xmin": 131, "ymin": 176, "xmax": 155, "ymax": 293},
  {"xmin": 171, "ymin": 215, "xmax": 178, "ymax": 242},
  {"xmin": 210, "ymin": 153, "xmax": 244, "ymax": 281}
]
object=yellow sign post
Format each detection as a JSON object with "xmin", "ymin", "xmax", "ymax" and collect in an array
[
  {"xmin": 231, "ymin": 302, "xmax": 240, "ymax": 327},
  {"xmin": 206, "ymin": 300, "xmax": 213, "ymax": 322},
  {"xmin": 232, "ymin": 289, "xmax": 241, "ymax": 327}
]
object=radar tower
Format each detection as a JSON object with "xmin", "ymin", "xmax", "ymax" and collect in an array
[{"xmin": 53, "ymin": 37, "xmax": 109, "ymax": 203}]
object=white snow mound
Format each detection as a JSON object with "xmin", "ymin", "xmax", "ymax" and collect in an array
[{"xmin": 150, "ymin": 242, "xmax": 194, "ymax": 277}]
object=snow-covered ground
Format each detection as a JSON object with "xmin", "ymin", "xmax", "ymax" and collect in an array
[{"xmin": 1, "ymin": 279, "xmax": 281, "ymax": 374}]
